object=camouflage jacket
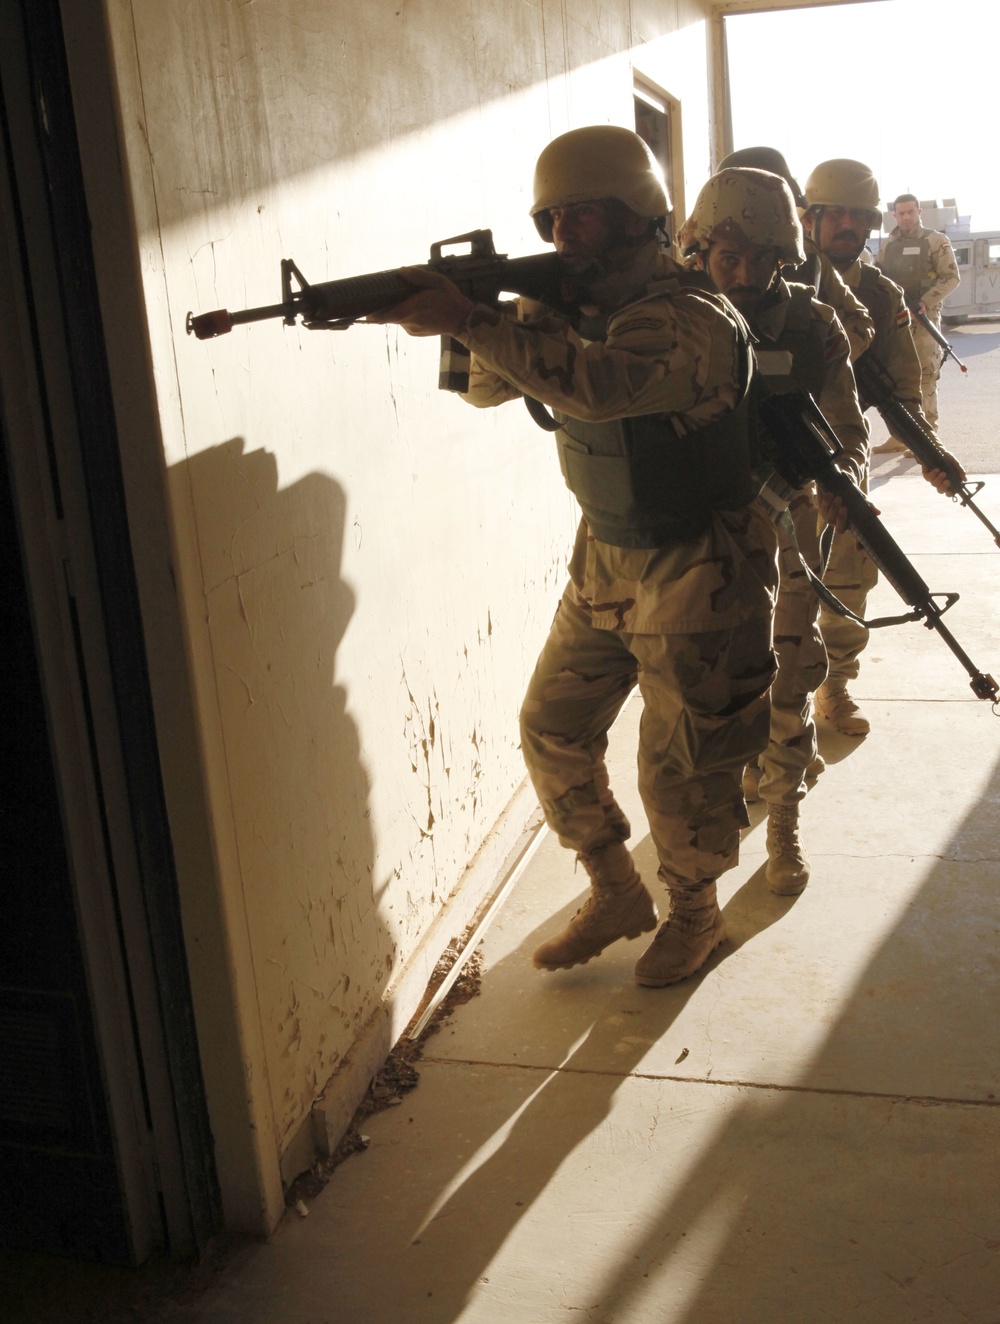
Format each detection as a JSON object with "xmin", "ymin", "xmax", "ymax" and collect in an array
[
  {"xmin": 801, "ymin": 236, "xmax": 875, "ymax": 364},
  {"xmin": 877, "ymin": 225, "xmax": 960, "ymax": 317},
  {"xmin": 459, "ymin": 249, "xmax": 777, "ymax": 634}
]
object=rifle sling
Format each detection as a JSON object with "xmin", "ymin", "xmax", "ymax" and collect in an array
[{"xmin": 777, "ymin": 509, "xmax": 923, "ymax": 630}]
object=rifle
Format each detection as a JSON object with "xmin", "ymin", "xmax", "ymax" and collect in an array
[
  {"xmin": 853, "ymin": 352, "xmax": 1000, "ymax": 549},
  {"xmin": 186, "ymin": 229, "xmax": 571, "ymax": 391},
  {"xmin": 757, "ymin": 388, "xmax": 999, "ymax": 705},
  {"xmin": 909, "ymin": 304, "xmax": 968, "ymax": 373}
]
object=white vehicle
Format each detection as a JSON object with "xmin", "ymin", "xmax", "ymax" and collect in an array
[
  {"xmin": 941, "ymin": 233, "xmax": 1000, "ymax": 324},
  {"xmin": 873, "ymin": 199, "xmax": 1000, "ymax": 324}
]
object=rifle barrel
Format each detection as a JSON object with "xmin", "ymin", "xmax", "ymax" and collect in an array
[
  {"xmin": 759, "ymin": 389, "xmax": 999, "ymax": 702},
  {"xmin": 187, "ymin": 302, "xmax": 289, "ymax": 339},
  {"xmin": 913, "ymin": 308, "xmax": 968, "ymax": 372},
  {"xmin": 855, "ymin": 354, "xmax": 1000, "ymax": 548}
]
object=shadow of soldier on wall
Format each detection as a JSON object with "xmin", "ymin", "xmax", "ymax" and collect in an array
[{"xmin": 173, "ymin": 437, "xmax": 392, "ymax": 1157}]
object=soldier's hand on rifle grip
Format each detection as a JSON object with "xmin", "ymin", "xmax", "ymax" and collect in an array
[
  {"xmin": 921, "ymin": 447, "xmax": 966, "ymax": 498},
  {"xmin": 366, "ymin": 267, "xmax": 474, "ymax": 338},
  {"xmin": 818, "ymin": 490, "xmax": 863, "ymax": 535}
]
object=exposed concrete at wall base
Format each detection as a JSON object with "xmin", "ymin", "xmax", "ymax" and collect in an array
[{"xmin": 299, "ymin": 779, "xmax": 544, "ymax": 1188}]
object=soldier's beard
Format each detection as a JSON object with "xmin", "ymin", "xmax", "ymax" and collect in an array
[
  {"xmin": 561, "ymin": 234, "xmax": 661, "ymax": 312},
  {"xmin": 560, "ymin": 230, "xmax": 645, "ymax": 278},
  {"xmin": 723, "ymin": 285, "xmax": 762, "ymax": 314},
  {"xmin": 824, "ymin": 230, "xmax": 867, "ymax": 269},
  {"xmin": 558, "ymin": 252, "xmax": 606, "ymax": 280}
]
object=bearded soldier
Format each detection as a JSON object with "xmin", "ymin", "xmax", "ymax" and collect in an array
[
  {"xmin": 877, "ymin": 193, "xmax": 960, "ymax": 440},
  {"xmin": 802, "ymin": 160, "xmax": 962, "ymax": 736},
  {"xmin": 681, "ymin": 167, "xmax": 867, "ymax": 894},
  {"xmin": 371, "ymin": 126, "xmax": 778, "ymax": 987},
  {"xmin": 719, "ymin": 146, "xmax": 875, "ymax": 365}
]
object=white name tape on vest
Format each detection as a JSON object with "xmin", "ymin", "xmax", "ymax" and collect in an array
[{"xmin": 755, "ymin": 350, "xmax": 794, "ymax": 376}]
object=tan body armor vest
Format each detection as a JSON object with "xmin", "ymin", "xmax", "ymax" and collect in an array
[
  {"xmin": 752, "ymin": 284, "xmax": 827, "ymax": 400},
  {"xmin": 851, "ymin": 265, "xmax": 900, "ymax": 411},
  {"xmin": 854, "ymin": 263, "xmax": 894, "ymax": 330},
  {"xmin": 553, "ymin": 278, "xmax": 758, "ymax": 548},
  {"xmin": 878, "ymin": 231, "xmax": 932, "ymax": 306}
]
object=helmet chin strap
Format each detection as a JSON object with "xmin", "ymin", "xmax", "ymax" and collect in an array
[{"xmin": 748, "ymin": 269, "xmax": 784, "ymax": 318}]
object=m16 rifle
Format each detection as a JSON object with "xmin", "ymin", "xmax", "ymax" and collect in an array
[
  {"xmin": 909, "ymin": 304, "xmax": 968, "ymax": 373},
  {"xmin": 757, "ymin": 388, "xmax": 998, "ymax": 706},
  {"xmin": 186, "ymin": 229, "xmax": 571, "ymax": 391},
  {"xmin": 853, "ymin": 352, "xmax": 1000, "ymax": 549}
]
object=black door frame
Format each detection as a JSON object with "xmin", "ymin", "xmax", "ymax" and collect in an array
[{"xmin": 0, "ymin": 0, "xmax": 220, "ymax": 1261}]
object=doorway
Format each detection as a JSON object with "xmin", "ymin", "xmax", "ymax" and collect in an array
[{"xmin": 0, "ymin": 0, "xmax": 218, "ymax": 1264}]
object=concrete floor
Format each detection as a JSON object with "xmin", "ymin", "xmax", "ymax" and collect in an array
[
  {"xmin": 870, "ymin": 317, "xmax": 1000, "ymax": 472},
  {"xmin": 151, "ymin": 470, "xmax": 1000, "ymax": 1324}
]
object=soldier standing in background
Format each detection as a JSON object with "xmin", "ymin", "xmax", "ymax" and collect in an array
[
  {"xmin": 370, "ymin": 127, "xmax": 778, "ymax": 987},
  {"xmin": 681, "ymin": 167, "xmax": 866, "ymax": 894},
  {"xmin": 876, "ymin": 193, "xmax": 960, "ymax": 445}
]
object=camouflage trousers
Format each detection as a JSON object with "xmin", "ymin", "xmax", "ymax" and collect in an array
[
  {"xmin": 818, "ymin": 496, "xmax": 879, "ymax": 686},
  {"xmin": 891, "ymin": 318, "xmax": 943, "ymax": 439},
  {"xmin": 519, "ymin": 581, "xmax": 775, "ymax": 891},
  {"xmin": 759, "ymin": 490, "xmax": 827, "ymax": 805},
  {"xmin": 914, "ymin": 318, "xmax": 944, "ymax": 432}
]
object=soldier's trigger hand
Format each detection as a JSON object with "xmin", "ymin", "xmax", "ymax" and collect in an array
[
  {"xmin": 366, "ymin": 267, "xmax": 474, "ymax": 339},
  {"xmin": 922, "ymin": 464, "xmax": 960, "ymax": 497},
  {"xmin": 817, "ymin": 491, "xmax": 851, "ymax": 535}
]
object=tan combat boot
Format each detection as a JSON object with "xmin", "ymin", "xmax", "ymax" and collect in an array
[
  {"xmin": 742, "ymin": 760, "xmax": 763, "ymax": 804},
  {"xmin": 532, "ymin": 842, "xmax": 658, "ymax": 971},
  {"xmin": 815, "ymin": 680, "xmax": 870, "ymax": 736},
  {"xmin": 765, "ymin": 803, "xmax": 810, "ymax": 895},
  {"xmin": 633, "ymin": 881, "xmax": 727, "ymax": 988}
]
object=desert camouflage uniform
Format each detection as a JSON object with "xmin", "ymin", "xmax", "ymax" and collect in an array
[
  {"xmin": 800, "ymin": 236, "xmax": 875, "ymax": 363},
  {"xmin": 877, "ymin": 224, "xmax": 960, "ymax": 431},
  {"xmin": 751, "ymin": 283, "xmax": 867, "ymax": 805},
  {"xmin": 820, "ymin": 259, "xmax": 930, "ymax": 686},
  {"xmin": 460, "ymin": 248, "xmax": 778, "ymax": 898}
]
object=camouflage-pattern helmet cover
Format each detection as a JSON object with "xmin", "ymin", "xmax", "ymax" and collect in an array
[
  {"xmin": 530, "ymin": 126, "xmax": 670, "ymax": 226},
  {"xmin": 804, "ymin": 159, "xmax": 881, "ymax": 227},
  {"xmin": 678, "ymin": 167, "xmax": 805, "ymax": 265}
]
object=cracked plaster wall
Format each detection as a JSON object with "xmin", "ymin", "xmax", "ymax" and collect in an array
[{"xmin": 100, "ymin": 0, "xmax": 715, "ymax": 1208}]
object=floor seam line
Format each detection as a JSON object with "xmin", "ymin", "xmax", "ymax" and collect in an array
[{"xmin": 418, "ymin": 1056, "xmax": 999, "ymax": 1108}]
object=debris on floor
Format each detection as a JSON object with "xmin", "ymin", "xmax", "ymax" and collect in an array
[{"xmin": 283, "ymin": 937, "xmax": 484, "ymax": 1209}]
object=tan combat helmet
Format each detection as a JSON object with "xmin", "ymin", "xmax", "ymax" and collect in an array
[
  {"xmin": 530, "ymin": 126, "xmax": 669, "ymax": 241},
  {"xmin": 803, "ymin": 159, "xmax": 881, "ymax": 228},
  {"xmin": 718, "ymin": 146, "xmax": 806, "ymax": 210},
  {"xmin": 678, "ymin": 167, "xmax": 805, "ymax": 264}
]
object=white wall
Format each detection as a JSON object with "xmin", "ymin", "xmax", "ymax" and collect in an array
[{"xmin": 98, "ymin": 0, "xmax": 715, "ymax": 1232}]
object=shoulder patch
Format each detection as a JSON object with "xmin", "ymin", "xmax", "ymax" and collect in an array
[{"xmin": 614, "ymin": 315, "xmax": 667, "ymax": 335}]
